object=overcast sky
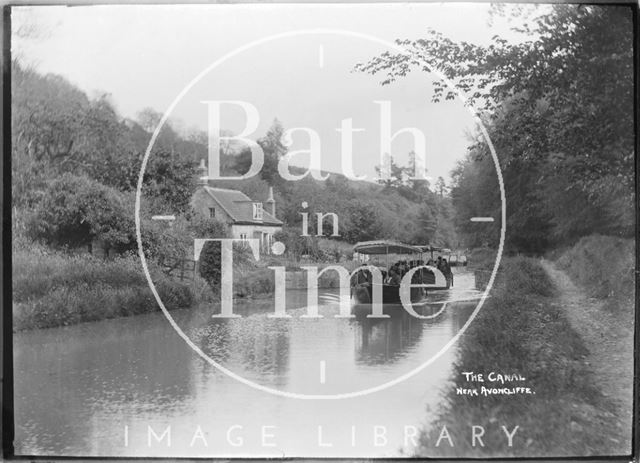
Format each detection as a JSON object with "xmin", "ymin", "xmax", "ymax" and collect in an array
[{"xmin": 12, "ymin": 3, "xmax": 529, "ymax": 183}]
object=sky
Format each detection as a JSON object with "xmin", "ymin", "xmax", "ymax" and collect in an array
[{"xmin": 12, "ymin": 3, "xmax": 528, "ymax": 183}]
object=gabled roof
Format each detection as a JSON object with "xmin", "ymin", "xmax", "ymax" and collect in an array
[{"xmin": 202, "ymin": 186, "xmax": 283, "ymax": 226}]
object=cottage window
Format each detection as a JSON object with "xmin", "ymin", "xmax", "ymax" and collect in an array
[
  {"xmin": 209, "ymin": 207, "xmax": 216, "ymax": 218},
  {"xmin": 240, "ymin": 233, "xmax": 248, "ymax": 241},
  {"xmin": 252, "ymin": 202, "xmax": 263, "ymax": 221}
]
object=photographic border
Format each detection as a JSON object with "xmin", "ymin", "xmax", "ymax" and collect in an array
[{"xmin": 1, "ymin": 1, "xmax": 637, "ymax": 461}]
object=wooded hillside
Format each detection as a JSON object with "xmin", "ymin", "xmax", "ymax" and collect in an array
[{"xmin": 12, "ymin": 61, "xmax": 458, "ymax": 254}]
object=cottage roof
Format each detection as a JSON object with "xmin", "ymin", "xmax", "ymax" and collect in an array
[{"xmin": 202, "ymin": 186, "xmax": 283, "ymax": 226}]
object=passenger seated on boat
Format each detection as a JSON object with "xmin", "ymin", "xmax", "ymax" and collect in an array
[
  {"xmin": 402, "ymin": 260, "xmax": 410, "ymax": 274},
  {"xmin": 386, "ymin": 268, "xmax": 402, "ymax": 286},
  {"xmin": 398, "ymin": 261, "xmax": 409, "ymax": 277},
  {"xmin": 352, "ymin": 266, "xmax": 374, "ymax": 285}
]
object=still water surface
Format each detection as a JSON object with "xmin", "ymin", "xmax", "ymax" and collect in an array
[{"xmin": 15, "ymin": 271, "xmax": 479, "ymax": 457}]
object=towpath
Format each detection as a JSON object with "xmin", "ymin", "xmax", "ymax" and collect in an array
[{"xmin": 541, "ymin": 260, "xmax": 634, "ymax": 450}]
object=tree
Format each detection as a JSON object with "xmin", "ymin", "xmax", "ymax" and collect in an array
[
  {"xmin": 375, "ymin": 154, "xmax": 406, "ymax": 189},
  {"xmin": 136, "ymin": 107, "xmax": 163, "ymax": 133},
  {"xmin": 235, "ymin": 119, "xmax": 288, "ymax": 188},
  {"xmin": 355, "ymin": 5, "xmax": 634, "ymax": 248},
  {"xmin": 412, "ymin": 204, "xmax": 438, "ymax": 245},
  {"xmin": 342, "ymin": 200, "xmax": 384, "ymax": 243},
  {"xmin": 435, "ymin": 177, "xmax": 447, "ymax": 197},
  {"xmin": 191, "ymin": 217, "xmax": 229, "ymax": 292},
  {"xmin": 11, "ymin": 63, "xmax": 143, "ymax": 203},
  {"xmin": 406, "ymin": 150, "xmax": 431, "ymax": 199},
  {"xmin": 142, "ymin": 150, "xmax": 196, "ymax": 214}
]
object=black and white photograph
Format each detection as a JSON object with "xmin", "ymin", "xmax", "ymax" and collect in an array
[{"xmin": 6, "ymin": 2, "xmax": 637, "ymax": 459}]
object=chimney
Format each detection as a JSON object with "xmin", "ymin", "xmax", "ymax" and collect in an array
[
  {"xmin": 266, "ymin": 186, "xmax": 276, "ymax": 217},
  {"xmin": 196, "ymin": 158, "xmax": 208, "ymax": 186}
]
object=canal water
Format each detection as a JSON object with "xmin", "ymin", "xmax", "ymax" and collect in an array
[{"xmin": 14, "ymin": 271, "xmax": 480, "ymax": 458}]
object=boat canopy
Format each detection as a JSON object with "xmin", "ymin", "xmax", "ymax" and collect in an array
[
  {"xmin": 417, "ymin": 245, "xmax": 446, "ymax": 253},
  {"xmin": 353, "ymin": 240, "xmax": 423, "ymax": 255}
]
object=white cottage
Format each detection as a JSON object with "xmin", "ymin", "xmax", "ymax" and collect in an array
[{"xmin": 191, "ymin": 162, "xmax": 283, "ymax": 253}]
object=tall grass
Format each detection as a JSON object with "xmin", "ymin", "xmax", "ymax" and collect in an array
[
  {"xmin": 418, "ymin": 257, "xmax": 621, "ymax": 457},
  {"xmin": 13, "ymin": 243, "xmax": 196, "ymax": 331},
  {"xmin": 556, "ymin": 235, "xmax": 634, "ymax": 310}
]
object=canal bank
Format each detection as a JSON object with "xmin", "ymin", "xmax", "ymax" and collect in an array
[
  {"xmin": 12, "ymin": 241, "xmax": 345, "ymax": 331},
  {"xmin": 12, "ymin": 244, "xmax": 199, "ymax": 332},
  {"xmin": 417, "ymin": 256, "xmax": 631, "ymax": 457}
]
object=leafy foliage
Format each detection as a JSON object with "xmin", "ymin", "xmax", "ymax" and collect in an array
[
  {"xmin": 341, "ymin": 200, "xmax": 384, "ymax": 243},
  {"xmin": 141, "ymin": 150, "xmax": 197, "ymax": 214},
  {"xmin": 192, "ymin": 218, "xmax": 229, "ymax": 292},
  {"xmin": 27, "ymin": 173, "xmax": 134, "ymax": 250},
  {"xmin": 355, "ymin": 4, "xmax": 634, "ymax": 251}
]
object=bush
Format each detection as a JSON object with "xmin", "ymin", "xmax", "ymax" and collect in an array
[
  {"xmin": 27, "ymin": 173, "xmax": 135, "ymax": 250},
  {"xmin": 187, "ymin": 217, "xmax": 229, "ymax": 292},
  {"xmin": 140, "ymin": 213, "xmax": 193, "ymax": 263}
]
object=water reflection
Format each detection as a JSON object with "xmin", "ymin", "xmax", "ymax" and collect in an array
[
  {"xmin": 195, "ymin": 317, "xmax": 292, "ymax": 378},
  {"xmin": 354, "ymin": 314, "xmax": 425, "ymax": 365},
  {"xmin": 14, "ymin": 270, "xmax": 480, "ymax": 457}
]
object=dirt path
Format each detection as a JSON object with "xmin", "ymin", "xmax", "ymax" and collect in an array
[{"xmin": 541, "ymin": 260, "xmax": 634, "ymax": 441}]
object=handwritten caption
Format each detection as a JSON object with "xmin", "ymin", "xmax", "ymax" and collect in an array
[{"xmin": 455, "ymin": 371, "xmax": 535, "ymax": 397}]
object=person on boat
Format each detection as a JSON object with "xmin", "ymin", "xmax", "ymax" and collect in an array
[
  {"xmin": 399, "ymin": 261, "xmax": 408, "ymax": 276},
  {"xmin": 442, "ymin": 258, "xmax": 453, "ymax": 287},
  {"xmin": 387, "ymin": 268, "xmax": 402, "ymax": 286}
]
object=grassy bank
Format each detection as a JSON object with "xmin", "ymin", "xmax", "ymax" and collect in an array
[
  {"xmin": 418, "ymin": 256, "xmax": 622, "ymax": 457},
  {"xmin": 556, "ymin": 235, "xmax": 634, "ymax": 312},
  {"xmin": 13, "ymin": 244, "xmax": 200, "ymax": 331},
  {"xmin": 467, "ymin": 247, "xmax": 498, "ymax": 271},
  {"xmin": 13, "ymin": 241, "xmax": 351, "ymax": 329}
]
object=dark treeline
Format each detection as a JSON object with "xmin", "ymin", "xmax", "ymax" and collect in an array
[{"xmin": 356, "ymin": 4, "xmax": 634, "ymax": 254}]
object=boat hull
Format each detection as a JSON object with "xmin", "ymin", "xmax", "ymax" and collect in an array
[
  {"xmin": 351, "ymin": 283, "xmax": 423, "ymax": 304},
  {"xmin": 351, "ymin": 281, "xmax": 451, "ymax": 317}
]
